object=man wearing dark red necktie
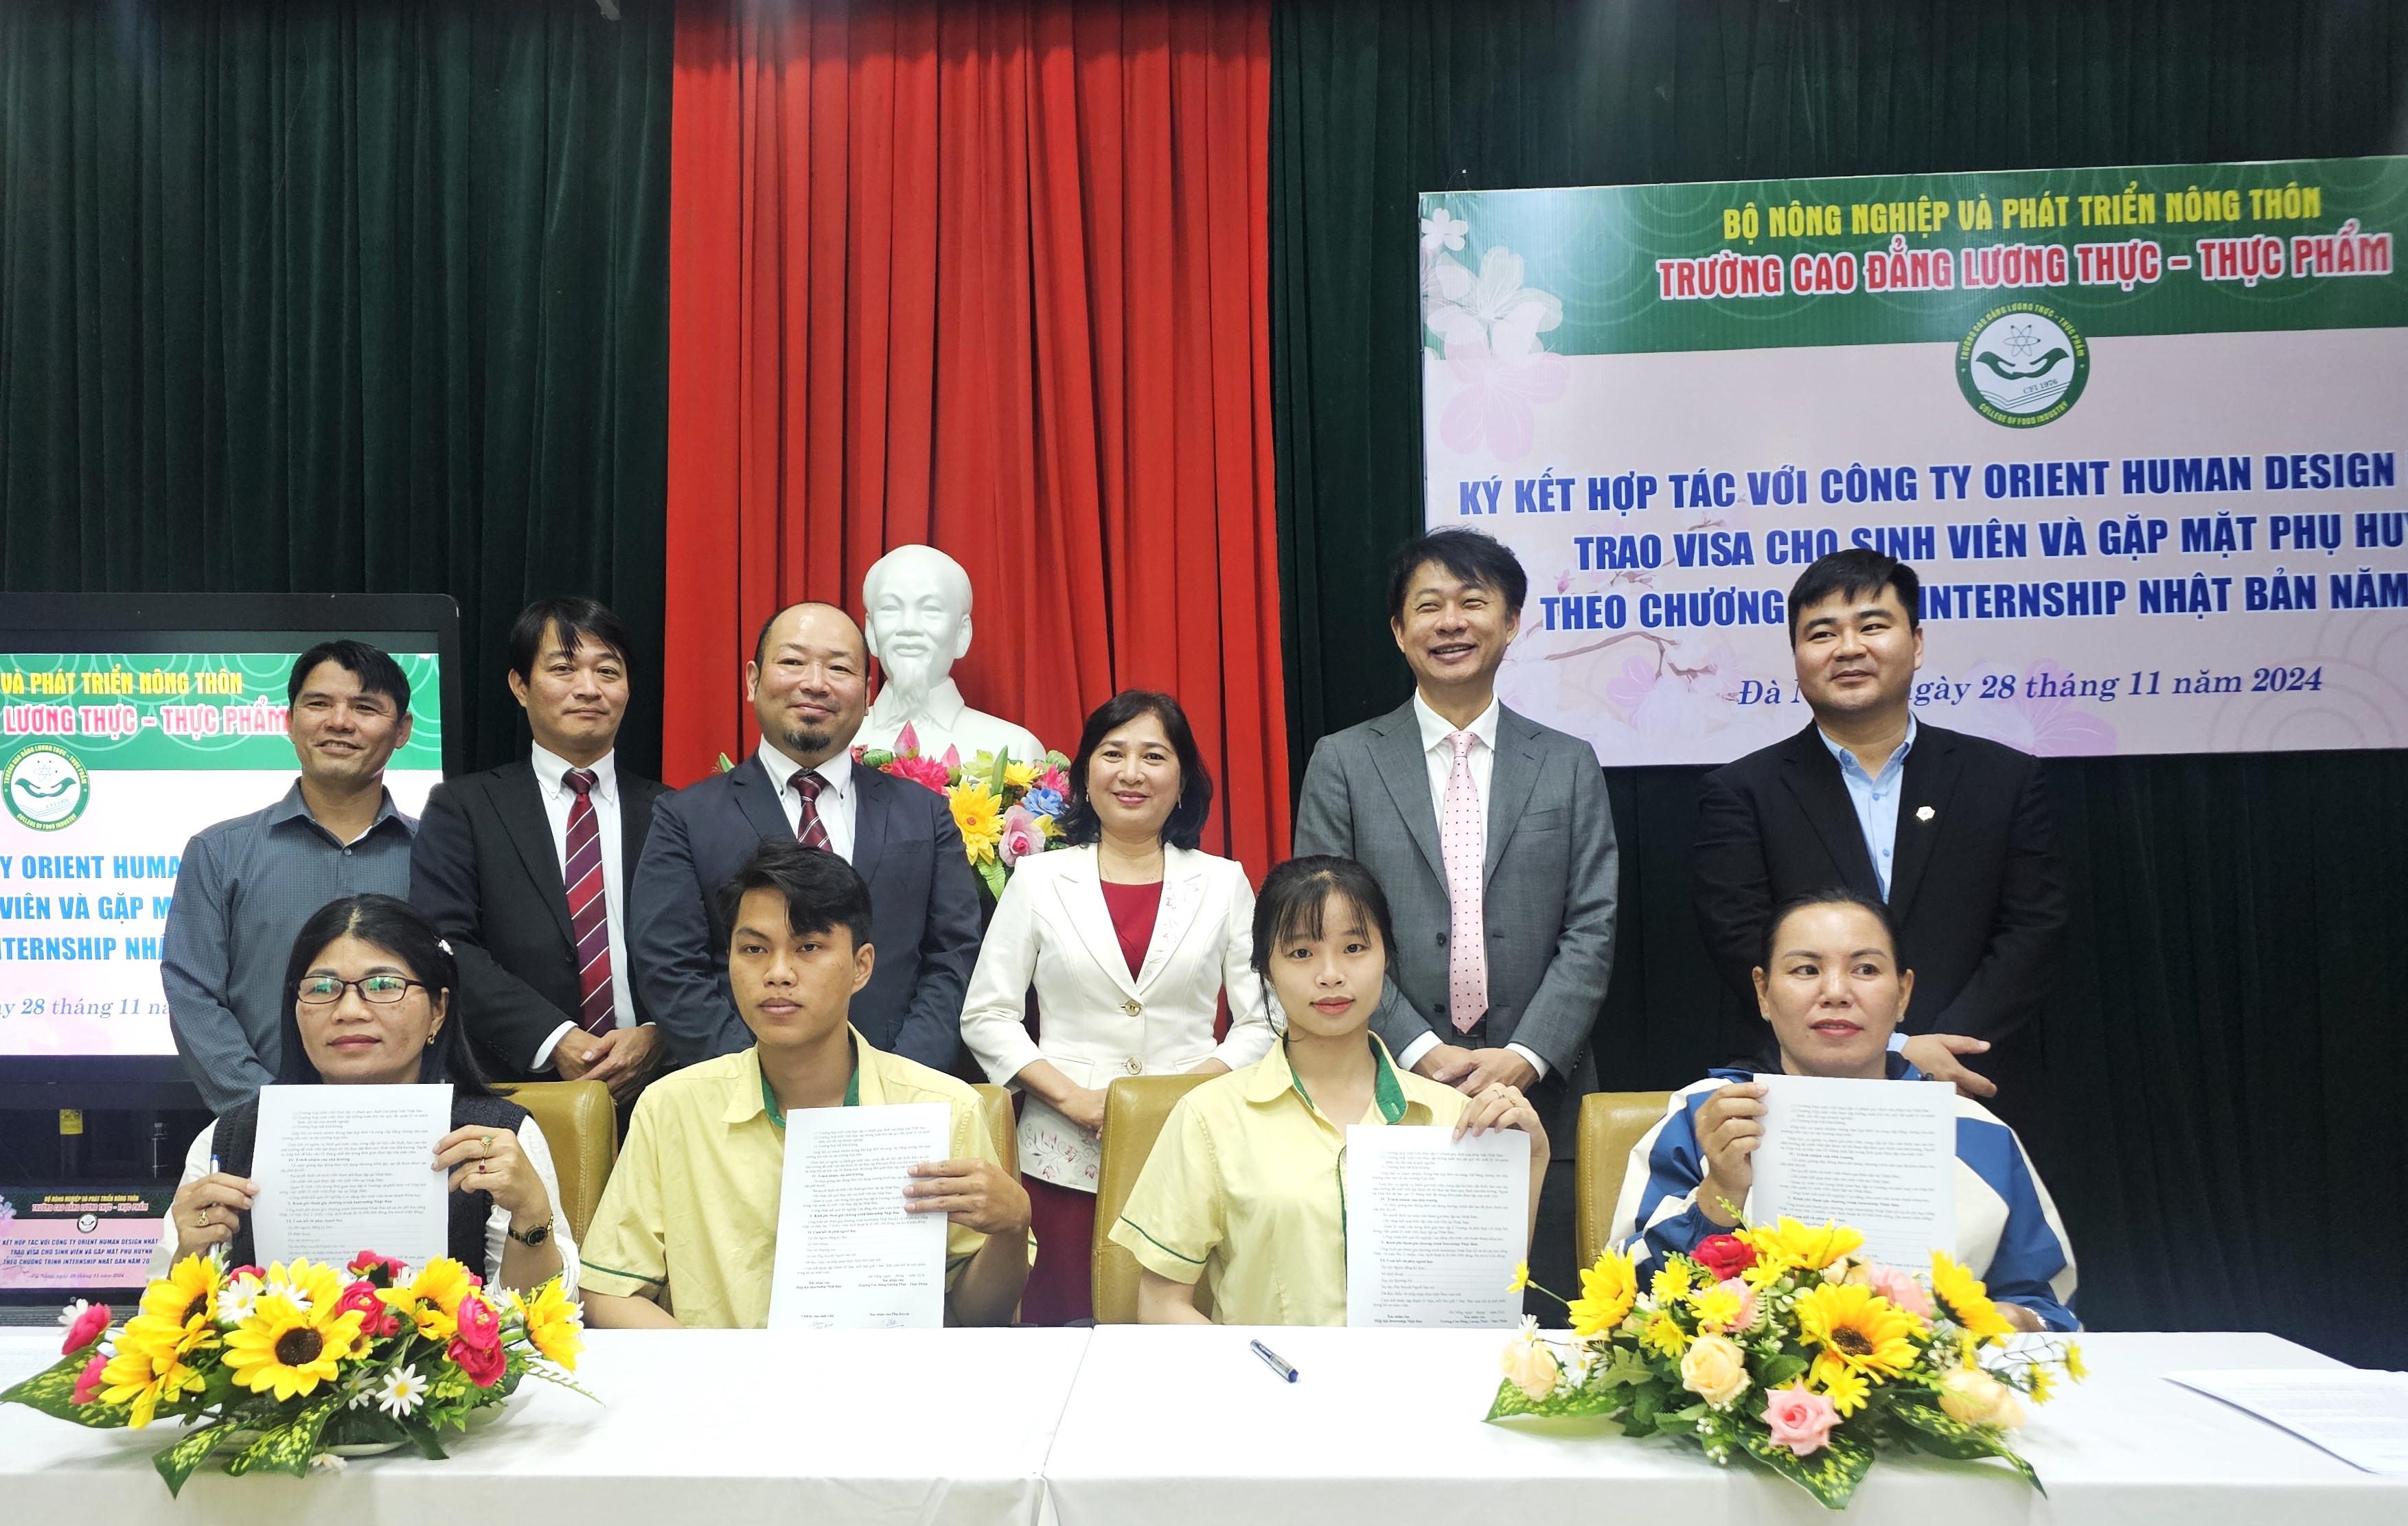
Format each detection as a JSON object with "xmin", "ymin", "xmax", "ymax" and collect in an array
[
  {"xmin": 411, "ymin": 598, "xmax": 672, "ymax": 1100},
  {"xmin": 629, "ymin": 601, "xmax": 983, "ymax": 1072}
]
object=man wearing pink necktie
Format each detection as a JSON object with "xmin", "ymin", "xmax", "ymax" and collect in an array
[
  {"xmin": 1295, "ymin": 528, "xmax": 1620, "ymax": 1322},
  {"xmin": 411, "ymin": 599, "xmax": 672, "ymax": 1100}
]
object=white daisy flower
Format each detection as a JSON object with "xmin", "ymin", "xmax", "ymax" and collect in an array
[
  {"xmin": 376, "ymin": 1363, "xmax": 431, "ymax": 1419},
  {"xmin": 57, "ymin": 1297, "xmax": 94, "ymax": 1328},
  {"xmin": 308, "ymin": 1452, "xmax": 347, "ymax": 1474},
  {"xmin": 215, "ymin": 1276, "xmax": 262, "ymax": 1324}
]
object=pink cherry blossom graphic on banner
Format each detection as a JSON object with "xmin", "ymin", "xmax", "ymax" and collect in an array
[
  {"xmin": 1425, "ymin": 242, "xmax": 1567, "ymax": 462},
  {"xmin": 1946, "ymin": 662, "xmax": 2119, "ymax": 754}
]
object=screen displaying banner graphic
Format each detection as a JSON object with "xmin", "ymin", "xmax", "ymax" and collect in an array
[
  {"xmin": 1419, "ymin": 157, "xmax": 2408, "ymax": 765},
  {"xmin": 0, "ymin": 652, "xmax": 443, "ymax": 1058},
  {"xmin": 0, "ymin": 1183, "xmax": 174, "ymax": 1291}
]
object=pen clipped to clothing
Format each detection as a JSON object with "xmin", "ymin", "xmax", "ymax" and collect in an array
[{"xmin": 1250, "ymin": 1339, "xmax": 1298, "ymax": 1383}]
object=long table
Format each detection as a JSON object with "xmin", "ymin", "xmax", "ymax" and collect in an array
[{"xmin": 2, "ymin": 1328, "xmax": 2400, "ymax": 1524}]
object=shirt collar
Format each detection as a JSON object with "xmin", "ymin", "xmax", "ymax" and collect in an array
[
  {"xmin": 265, "ymin": 780, "xmax": 402, "ymax": 842},
  {"xmin": 1244, "ymin": 1034, "xmax": 1417, "ymax": 1124},
  {"xmin": 530, "ymin": 743, "xmax": 617, "ymax": 802},
  {"xmin": 867, "ymin": 678, "xmax": 967, "ymax": 733},
  {"xmin": 1412, "ymin": 691, "xmax": 1500, "ymax": 757},
  {"xmin": 734, "ymin": 1027, "xmax": 874, "ymax": 1128},
  {"xmin": 755, "ymin": 736, "xmax": 855, "ymax": 800},
  {"xmin": 1816, "ymin": 716, "xmax": 1917, "ymax": 780}
]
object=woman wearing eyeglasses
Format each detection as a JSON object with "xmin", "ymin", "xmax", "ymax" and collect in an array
[{"xmin": 153, "ymin": 894, "xmax": 575, "ymax": 1293}]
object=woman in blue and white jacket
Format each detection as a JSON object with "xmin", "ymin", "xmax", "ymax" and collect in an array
[{"xmin": 1609, "ymin": 888, "xmax": 2078, "ymax": 1331}]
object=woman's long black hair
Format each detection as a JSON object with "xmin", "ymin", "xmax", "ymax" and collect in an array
[
  {"xmin": 275, "ymin": 893, "xmax": 492, "ymax": 1096},
  {"xmin": 1248, "ymin": 855, "xmax": 1397, "ymax": 1031}
]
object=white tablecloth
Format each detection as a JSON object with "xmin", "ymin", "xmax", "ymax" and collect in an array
[
  {"xmin": 0, "ymin": 1327, "xmax": 1090, "ymax": 1525},
  {"xmin": 1039, "ymin": 1326, "xmax": 2408, "ymax": 1526}
]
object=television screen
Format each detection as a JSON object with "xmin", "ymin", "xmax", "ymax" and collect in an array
[{"xmin": 0, "ymin": 594, "xmax": 459, "ymax": 1098}]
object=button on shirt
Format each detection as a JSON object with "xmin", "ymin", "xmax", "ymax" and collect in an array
[
  {"xmin": 161, "ymin": 783, "xmax": 417, "ymax": 1113},
  {"xmin": 753, "ymin": 737, "xmax": 857, "ymax": 859},
  {"xmin": 1820, "ymin": 718, "xmax": 1918, "ymax": 899},
  {"xmin": 1397, "ymin": 693, "xmax": 1549, "ymax": 1080},
  {"xmin": 527, "ymin": 745, "xmax": 638, "ymax": 1071}
]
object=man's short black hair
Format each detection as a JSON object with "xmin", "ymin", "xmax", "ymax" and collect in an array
[
  {"xmin": 716, "ymin": 840, "xmax": 875, "ymax": 953},
  {"xmin": 288, "ymin": 640, "xmax": 411, "ymax": 714},
  {"xmin": 1385, "ymin": 529, "xmax": 1529, "ymax": 625},
  {"xmin": 1785, "ymin": 548, "xmax": 1921, "ymax": 643},
  {"xmin": 507, "ymin": 597, "xmax": 634, "ymax": 682}
]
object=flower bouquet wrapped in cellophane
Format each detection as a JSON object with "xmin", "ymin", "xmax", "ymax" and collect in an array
[
  {"xmin": 3, "ymin": 1250, "xmax": 588, "ymax": 1495},
  {"xmin": 1487, "ymin": 1218, "xmax": 2084, "ymax": 1510}
]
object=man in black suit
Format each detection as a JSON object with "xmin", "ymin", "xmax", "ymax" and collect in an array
[
  {"xmin": 631, "ymin": 601, "xmax": 982, "ymax": 1071},
  {"xmin": 1693, "ymin": 550, "xmax": 2069, "ymax": 1111},
  {"xmin": 411, "ymin": 598, "xmax": 672, "ymax": 1099}
]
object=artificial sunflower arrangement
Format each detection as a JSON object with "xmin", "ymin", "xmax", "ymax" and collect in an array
[
  {"xmin": 3, "ymin": 1250, "xmax": 588, "ymax": 1496},
  {"xmin": 1488, "ymin": 1218, "xmax": 2083, "ymax": 1510}
]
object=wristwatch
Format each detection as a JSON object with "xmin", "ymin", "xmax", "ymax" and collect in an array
[{"xmin": 507, "ymin": 1218, "xmax": 553, "ymax": 1248}]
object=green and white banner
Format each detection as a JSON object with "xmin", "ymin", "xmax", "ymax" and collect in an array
[
  {"xmin": 1420, "ymin": 157, "xmax": 2408, "ymax": 763},
  {"xmin": 0, "ymin": 654, "xmax": 442, "ymax": 1057}
]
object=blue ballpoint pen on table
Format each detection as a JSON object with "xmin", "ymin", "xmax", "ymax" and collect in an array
[{"xmin": 1249, "ymin": 1339, "xmax": 1298, "ymax": 1383}]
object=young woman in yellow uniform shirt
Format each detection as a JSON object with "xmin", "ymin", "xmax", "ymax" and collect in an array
[{"xmin": 1111, "ymin": 855, "xmax": 1549, "ymax": 1325}]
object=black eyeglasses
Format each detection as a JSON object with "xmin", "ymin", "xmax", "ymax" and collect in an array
[{"xmin": 295, "ymin": 975, "xmax": 429, "ymax": 1005}]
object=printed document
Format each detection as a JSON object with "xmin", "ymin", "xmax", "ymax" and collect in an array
[
  {"xmin": 1344, "ymin": 1124, "xmax": 1528, "ymax": 1328},
  {"xmin": 767, "ymin": 1102, "xmax": 952, "ymax": 1329},
  {"xmin": 251, "ymin": 1083, "xmax": 452, "ymax": 1271},
  {"xmin": 2166, "ymin": 1369, "xmax": 2408, "ymax": 1474},
  {"xmin": 1747, "ymin": 1073, "xmax": 1956, "ymax": 1269}
]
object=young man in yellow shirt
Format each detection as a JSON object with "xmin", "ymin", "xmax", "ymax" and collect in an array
[
  {"xmin": 1112, "ymin": 856, "xmax": 1547, "ymax": 1326},
  {"xmin": 580, "ymin": 840, "xmax": 1030, "ymax": 1328}
]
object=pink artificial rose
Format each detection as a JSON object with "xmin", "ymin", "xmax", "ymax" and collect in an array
[
  {"xmin": 346, "ymin": 1251, "xmax": 407, "ymax": 1283},
  {"xmin": 228, "ymin": 1264, "xmax": 266, "ymax": 1282},
  {"xmin": 452, "ymin": 1289, "xmax": 503, "ymax": 1354},
  {"xmin": 997, "ymin": 805, "xmax": 1046, "ymax": 868},
  {"xmin": 70, "ymin": 1352, "xmax": 109, "ymax": 1405},
  {"xmin": 1761, "ymin": 1383, "xmax": 1842, "ymax": 1458},
  {"xmin": 1035, "ymin": 765, "xmax": 1069, "ymax": 797},
  {"xmin": 1850, "ymin": 1262, "xmax": 1936, "ymax": 1320},
  {"xmin": 335, "ymin": 1280, "xmax": 399, "ymax": 1339},
  {"xmin": 1717, "ymin": 1277, "xmax": 1760, "ymax": 1332},
  {"xmin": 448, "ymin": 1334, "xmax": 507, "ymax": 1388},
  {"xmin": 61, "ymin": 1302, "xmax": 109, "ymax": 1355}
]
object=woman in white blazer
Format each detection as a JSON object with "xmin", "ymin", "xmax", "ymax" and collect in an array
[{"xmin": 961, "ymin": 691, "xmax": 1274, "ymax": 1323}]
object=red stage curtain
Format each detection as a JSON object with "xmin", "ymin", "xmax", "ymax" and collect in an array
[{"xmin": 663, "ymin": 0, "xmax": 1286, "ymax": 874}]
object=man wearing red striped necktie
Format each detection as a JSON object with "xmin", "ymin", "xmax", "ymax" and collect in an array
[{"xmin": 411, "ymin": 599, "xmax": 672, "ymax": 1098}]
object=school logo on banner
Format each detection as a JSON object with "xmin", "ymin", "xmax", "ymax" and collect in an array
[
  {"xmin": 5, "ymin": 743, "xmax": 90, "ymax": 831},
  {"xmin": 1956, "ymin": 302, "xmax": 2089, "ymax": 427}
]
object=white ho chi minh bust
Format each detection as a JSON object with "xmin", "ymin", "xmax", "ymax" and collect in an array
[{"xmin": 858, "ymin": 544, "xmax": 1047, "ymax": 765}]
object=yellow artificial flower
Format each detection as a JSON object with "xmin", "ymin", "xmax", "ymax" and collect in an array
[
  {"xmin": 141, "ymin": 1253, "xmax": 222, "ymax": 1333},
  {"xmin": 1003, "ymin": 759, "xmax": 1043, "ymax": 791},
  {"xmin": 509, "ymin": 1280, "xmax": 585, "ymax": 1371},
  {"xmin": 1507, "ymin": 1260, "xmax": 1531, "ymax": 1293},
  {"xmin": 98, "ymin": 1337, "xmax": 207, "ymax": 1429},
  {"xmin": 2061, "ymin": 1341, "xmax": 2088, "ymax": 1382},
  {"xmin": 265, "ymin": 1256, "xmax": 345, "ymax": 1316},
  {"xmin": 1929, "ymin": 1252, "xmax": 2016, "ymax": 1343},
  {"xmin": 222, "ymin": 1290, "xmax": 366, "ymax": 1402},
  {"xmin": 1639, "ymin": 1306, "xmax": 1691, "ymax": 1358},
  {"xmin": 950, "ymin": 785, "xmax": 1004, "ymax": 864},
  {"xmin": 1651, "ymin": 1260, "xmax": 1697, "ymax": 1304},
  {"xmin": 383, "ymin": 1256, "xmax": 478, "ymax": 1343},
  {"xmin": 1691, "ymin": 1284, "xmax": 1743, "ymax": 1334},
  {"xmin": 1793, "ymin": 1282, "xmax": 1925, "ymax": 1383},
  {"xmin": 2026, "ymin": 1364, "xmax": 2054, "ymax": 1404},
  {"xmin": 1743, "ymin": 1217, "xmax": 1865, "ymax": 1275},
  {"xmin": 1814, "ymin": 1356, "xmax": 1871, "ymax": 1415},
  {"xmin": 1566, "ymin": 1249, "xmax": 1639, "ymax": 1338}
]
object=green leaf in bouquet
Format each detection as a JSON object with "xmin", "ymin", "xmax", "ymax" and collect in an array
[
  {"xmin": 977, "ymin": 859, "xmax": 1007, "ymax": 898},
  {"xmin": 987, "ymin": 749, "xmax": 1011, "ymax": 793},
  {"xmin": 152, "ymin": 1420, "xmax": 237, "ymax": 1497},
  {"xmin": 1, "ymin": 1354, "xmax": 126, "ymax": 1428},
  {"xmin": 1484, "ymin": 1374, "xmax": 1624, "ymax": 1422},
  {"xmin": 1756, "ymin": 1352, "xmax": 1809, "ymax": 1391},
  {"xmin": 860, "ymin": 750, "xmax": 897, "ymax": 769},
  {"xmin": 224, "ymin": 1396, "xmax": 340, "ymax": 1479},
  {"xmin": 400, "ymin": 1415, "xmax": 451, "ymax": 1459},
  {"xmin": 1596, "ymin": 1345, "xmax": 1657, "ymax": 1391},
  {"xmin": 1888, "ymin": 1401, "xmax": 2044, "ymax": 1492},
  {"xmin": 1738, "ymin": 1423, "xmax": 1875, "ymax": 1511}
]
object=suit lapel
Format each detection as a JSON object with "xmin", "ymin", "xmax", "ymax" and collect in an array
[
  {"xmin": 621, "ymin": 776, "xmax": 659, "ymax": 872},
  {"xmin": 1482, "ymin": 709, "xmax": 1544, "ymax": 884},
  {"xmin": 849, "ymin": 765, "xmax": 891, "ymax": 884},
  {"xmin": 1134, "ymin": 848, "xmax": 1211, "ymax": 994},
  {"xmin": 493, "ymin": 763, "xmax": 575, "ymax": 945},
  {"xmin": 1886, "ymin": 728, "xmax": 1960, "ymax": 921},
  {"xmin": 1367, "ymin": 704, "xmax": 1447, "ymax": 887},
  {"xmin": 1778, "ymin": 724, "xmax": 1883, "ymax": 897},
  {"xmin": 730, "ymin": 755, "xmax": 798, "ymax": 846},
  {"xmin": 1054, "ymin": 849, "xmax": 1141, "ymax": 1002}
]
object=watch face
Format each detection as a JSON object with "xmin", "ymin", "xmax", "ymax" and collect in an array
[{"xmin": 516, "ymin": 1223, "xmax": 551, "ymax": 1247}]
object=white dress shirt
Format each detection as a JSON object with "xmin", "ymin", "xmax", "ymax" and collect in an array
[
  {"xmin": 1396, "ymin": 692, "xmax": 1550, "ymax": 1081},
  {"xmin": 528, "ymin": 745, "xmax": 638, "ymax": 1071},
  {"xmin": 753, "ymin": 737, "xmax": 858, "ymax": 859},
  {"xmin": 1818, "ymin": 717, "xmax": 1918, "ymax": 900}
]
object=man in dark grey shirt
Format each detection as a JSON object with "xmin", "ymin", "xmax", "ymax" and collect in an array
[{"xmin": 161, "ymin": 641, "xmax": 420, "ymax": 1113}]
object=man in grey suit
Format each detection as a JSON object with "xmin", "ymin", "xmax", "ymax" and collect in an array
[
  {"xmin": 630, "ymin": 602, "xmax": 983, "ymax": 1072},
  {"xmin": 1294, "ymin": 528, "xmax": 1618, "ymax": 1317}
]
